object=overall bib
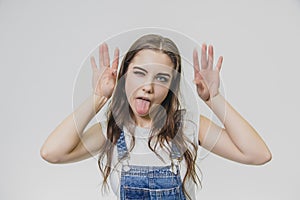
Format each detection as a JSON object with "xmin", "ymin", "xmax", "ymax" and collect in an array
[{"xmin": 117, "ymin": 130, "xmax": 187, "ymax": 200}]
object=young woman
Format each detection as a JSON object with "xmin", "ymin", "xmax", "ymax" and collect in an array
[{"xmin": 40, "ymin": 34, "xmax": 272, "ymax": 200}]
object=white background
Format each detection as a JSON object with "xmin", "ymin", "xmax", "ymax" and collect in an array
[{"xmin": 1, "ymin": 0, "xmax": 299, "ymax": 199}]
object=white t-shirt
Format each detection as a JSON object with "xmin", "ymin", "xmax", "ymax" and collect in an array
[{"xmin": 99, "ymin": 115, "xmax": 199, "ymax": 199}]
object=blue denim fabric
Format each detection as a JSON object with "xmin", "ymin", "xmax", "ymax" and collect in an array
[{"xmin": 117, "ymin": 131, "xmax": 186, "ymax": 200}]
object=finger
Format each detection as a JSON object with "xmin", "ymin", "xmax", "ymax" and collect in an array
[
  {"xmin": 201, "ymin": 43, "xmax": 208, "ymax": 69},
  {"xmin": 196, "ymin": 79, "xmax": 206, "ymax": 91},
  {"xmin": 99, "ymin": 44, "xmax": 104, "ymax": 68},
  {"xmin": 208, "ymin": 45, "xmax": 214, "ymax": 70},
  {"xmin": 112, "ymin": 48, "xmax": 120, "ymax": 75},
  {"xmin": 216, "ymin": 56, "xmax": 223, "ymax": 72},
  {"xmin": 193, "ymin": 48, "xmax": 200, "ymax": 78},
  {"xmin": 193, "ymin": 72, "xmax": 204, "ymax": 85},
  {"xmin": 193, "ymin": 67, "xmax": 205, "ymax": 86},
  {"xmin": 90, "ymin": 56, "xmax": 97, "ymax": 71},
  {"xmin": 103, "ymin": 43, "xmax": 110, "ymax": 67}
]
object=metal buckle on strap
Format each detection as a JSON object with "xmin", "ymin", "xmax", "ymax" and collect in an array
[
  {"xmin": 170, "ymin": 159, "xmax": 180, "ymax": 175},
  {"xmin": 123, "ymin": 159, "xmax": 130, "ymax": 172}
]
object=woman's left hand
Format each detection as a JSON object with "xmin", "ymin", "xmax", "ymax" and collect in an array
[{"xmin": 193, "ymin": 44, "xmax": 223, "ymax": 102}]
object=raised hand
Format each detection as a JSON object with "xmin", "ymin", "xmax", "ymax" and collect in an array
[
  {"xmin": 193, "ymin": 44, "xmax": 223, "ymax": 102},
  {"xmin": 90, "ymin": 43, "xmax": 119, "ymax": 98}
]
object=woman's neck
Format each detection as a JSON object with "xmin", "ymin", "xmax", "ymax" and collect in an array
[
  {"xmin": 134, "ymin": 117, "xmax": 152, "ymax": 128},
  {"xmin": 135, "ymin": 119, "xmax": 152, "ymax": 128}
]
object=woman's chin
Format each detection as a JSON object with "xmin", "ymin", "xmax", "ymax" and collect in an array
[{"xmin": 134, "ymin": 110, "xmax": 150, "ymax": 117}]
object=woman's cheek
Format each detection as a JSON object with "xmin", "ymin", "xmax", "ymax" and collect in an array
[
  {"xmin": 154, "ymin": 85, "xmax": 169, "ymax": 103},
  {"xmin": 125, "ymin": 79, "xmax": 140, "ymax": 102}
]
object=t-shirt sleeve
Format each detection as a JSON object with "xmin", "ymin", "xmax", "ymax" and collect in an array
[
  {"xmin": 182, "ymin": 110, "xmax": 199, "ymax": 146},
  {"xmin": 99, "ymin": 120, "xmax": 108, "ymax": 140}
]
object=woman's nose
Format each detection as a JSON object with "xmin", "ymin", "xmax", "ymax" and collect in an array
[{"xmin": 142, "ymin": 83, "xmax": 154, "ymax": 93}]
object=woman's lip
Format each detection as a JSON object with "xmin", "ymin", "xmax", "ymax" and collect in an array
[{"xmin": 136, "ymin": 96, "xmax": 151, "ymax": 102}]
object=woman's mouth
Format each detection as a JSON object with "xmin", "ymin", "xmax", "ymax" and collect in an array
[{"xmin": 134, "ymin": 97, "xmax": 151, "ymax": 115}]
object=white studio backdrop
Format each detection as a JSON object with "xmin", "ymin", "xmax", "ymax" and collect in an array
[{"xmin": 0, "ymin": 0, "xmax": 299, "ymax": 199}]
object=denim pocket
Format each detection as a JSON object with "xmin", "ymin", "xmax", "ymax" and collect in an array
[
  {"xmin": 124, "ymin": 186, "xmax": 181, "ymax": 200},
  {"xmin": 124, "ymin": 187, "xmax": 150, "ymax": 200}
]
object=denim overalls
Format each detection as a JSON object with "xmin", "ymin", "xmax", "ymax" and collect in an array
[{"xmin": 117, "ymin": 130, "xmax": 187, "ymax": 200}]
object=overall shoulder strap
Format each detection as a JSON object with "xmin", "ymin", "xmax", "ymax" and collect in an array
[
  {"xmin": 116, "ymin": 130, "xmax": 129, "ymax": 161},
  {"xmin": 171, "ymin": 142, "xmax": 182, "ymax": 160}
]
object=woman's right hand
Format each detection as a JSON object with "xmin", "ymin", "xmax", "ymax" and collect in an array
[{"xmin": 90, "ymin": 43, "xmax": 119, "ymax": 98}]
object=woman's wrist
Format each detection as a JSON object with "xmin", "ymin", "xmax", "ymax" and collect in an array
[
  {"xmin": 92, "ymin": 94, "xmax": 108, "ymax": 113},
  {"xmin": 205, "ymin": 91, "xmax": 219, "ymax": 102},
  {"xmin": 205, "ymin": 92, "xmax": 221, "ymax": 107}
]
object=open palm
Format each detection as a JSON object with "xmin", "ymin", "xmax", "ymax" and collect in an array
[
  {"xmin": 193, "ymin": 44, "xmax": 223, "ymax": 101},
  {"xmin": 90, "ymin": 43, "xmax": 119, "ymax": 98}
]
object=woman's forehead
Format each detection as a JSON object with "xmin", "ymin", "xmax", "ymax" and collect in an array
[{"xmin": 130, "ymin": 49, "xmax": 174, "ymax": 69}]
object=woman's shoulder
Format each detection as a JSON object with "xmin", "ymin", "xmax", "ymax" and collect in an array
[
  {"xmin": 95, "ymin": 120, "xmax": 108, "ymax": 139},
  {"xmin": 180, "ymin": 109, "xmax": 200, "ymax": 144}
]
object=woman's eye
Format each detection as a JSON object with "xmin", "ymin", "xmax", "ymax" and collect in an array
[
  {"xmin": 156, "ymin": 76, "xmax": 169, "ymax": 83},
  {"xmin": 133, "ymin": 71, "xmax": 145, "ymax": 76}
]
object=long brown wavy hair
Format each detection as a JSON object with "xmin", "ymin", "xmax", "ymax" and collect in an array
[{"xmin": 98, "ymin": 34, "xmax": 200, "ymax": 199}]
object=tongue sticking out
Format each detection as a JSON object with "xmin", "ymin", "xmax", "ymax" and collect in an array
[{"xmin": 135, "ymin": 99, "xmax": 151, "ymax": 115}]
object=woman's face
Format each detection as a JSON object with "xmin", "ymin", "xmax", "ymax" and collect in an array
[{"xmin": 125, "ymin": 49, "xmax": 175, "ymax": 124}]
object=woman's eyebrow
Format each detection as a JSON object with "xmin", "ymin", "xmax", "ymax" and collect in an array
[
  {"xmin": 157, "ymin": 73, "xmax": 171, "ymax": 78},
  {"xmin": 133, "ymin": 66, "xmax": 147, "ymax": 73}
]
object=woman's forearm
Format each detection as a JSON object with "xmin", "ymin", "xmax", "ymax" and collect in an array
[
  {"xmin": 40, "ymin": 94, "xmax": 107, "ymax": 163},
  {"xmin": 206, "ymin": 94, "xmax": 272, "ymax": 163}
]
